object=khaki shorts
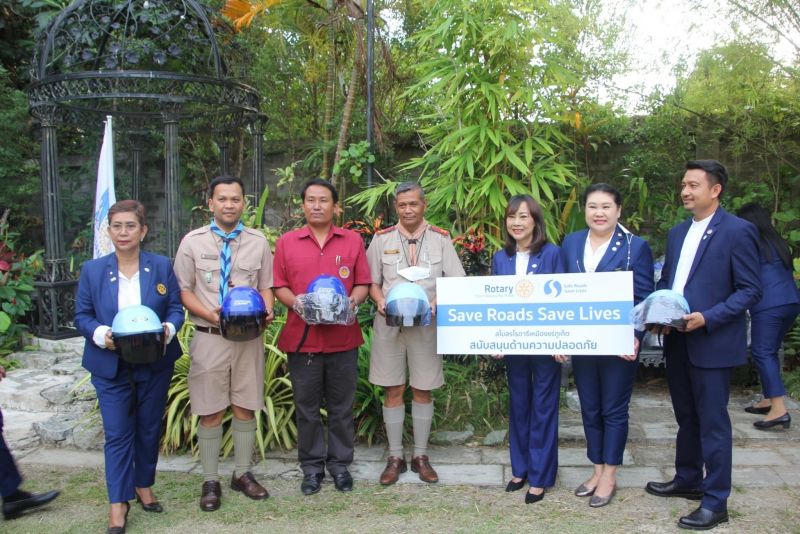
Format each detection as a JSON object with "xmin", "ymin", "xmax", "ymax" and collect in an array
[
  {"xmin": 188, "ymin": 331, "xmax": 265, "ymax": 415},
  {"xmin": 369, "ymin": 314, "xmax": 443, "ymax": 390}
]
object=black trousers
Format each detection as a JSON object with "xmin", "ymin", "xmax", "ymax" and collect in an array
[
  {"xmin": 0, "ymin": 408, "xmax": 23, "ymax": 498},
  {"xmin": 288, "ymin": 349, "xmax": 358, "ymax": 476}
]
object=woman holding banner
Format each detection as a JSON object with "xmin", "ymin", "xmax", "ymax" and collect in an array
[
  {"xmin": 560, "ymin": 183, "xmax": 654, "ymax": 507},
  {"xmin": 491, "ymin": 194, "xmax": 565, "ymax": 504}
]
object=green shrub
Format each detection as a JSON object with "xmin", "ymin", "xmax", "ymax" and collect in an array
[{"xmin": 0, "ymin": 215, "xmax": 42, "ymax": 363}]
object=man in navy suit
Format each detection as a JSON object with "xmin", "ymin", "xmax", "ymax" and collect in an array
[
  {"xmin": 0, "ymin": 368, "xmax": 60, "ymax": 520},
  {"xmin": 645, "ymin": 160, "xmax": 762, "ymax": 530}
]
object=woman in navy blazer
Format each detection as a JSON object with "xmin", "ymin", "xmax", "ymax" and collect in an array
[
  {"xmin": 737, "ymin": 203, "xmax": 799, "ymax": 429},
  {"xmin": 75, "ymin": 200, "xmax": 184, "ymax": 533},
  {"xmin": 491, "ymin": 194, "xmax": 565, "ymax": 504},
  {"xmin": 560, "ymin": 183, "xmax": 654, "ymax": 507}
]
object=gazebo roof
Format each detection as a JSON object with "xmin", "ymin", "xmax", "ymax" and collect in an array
[{"xmin": 28, "ymin": 0, "xmax": 260, "ymax": 126}]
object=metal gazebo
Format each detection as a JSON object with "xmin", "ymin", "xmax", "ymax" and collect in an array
[{"xmin": 28, "ymin": 0, "xmax": 266, "ymax": 339}]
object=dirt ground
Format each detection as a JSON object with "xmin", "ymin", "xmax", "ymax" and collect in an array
[{"xmin": 3, "ymin": 465, "xmax": 799, "ymax": 533}]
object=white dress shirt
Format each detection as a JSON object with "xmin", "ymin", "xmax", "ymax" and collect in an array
[
  {"xmin": 582, "ymin": 234, "xmax": 612, "ymax": 273},
  {"xmin": 92, "ymin": 270, "xmax": 176, "ymax": 348},
  {"xmin": 671, "ymin": 212, "xmax": 714, "ymax": 296},
  {"xmin": 515, "ymin": 251, "xmax": 530, "ymax": 276}
]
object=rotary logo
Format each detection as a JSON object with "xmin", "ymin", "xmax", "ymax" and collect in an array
[{"xmin": 515, "ymin": 279, "xmax": 534, "ymax": 298}]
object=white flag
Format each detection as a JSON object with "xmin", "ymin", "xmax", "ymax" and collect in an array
[{"xmin": 93, "ymin": 116, "xmax": 116, "ymax": 259}]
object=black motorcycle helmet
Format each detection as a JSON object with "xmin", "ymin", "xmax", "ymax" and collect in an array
[{"xmin": 111, "ymin": 305, "xmax": 165, "ymax": 364}]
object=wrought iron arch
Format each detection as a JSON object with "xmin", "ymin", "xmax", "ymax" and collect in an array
[{"xmin": 28, "ymin": 0, "xmax": 266, "ymax": 339}]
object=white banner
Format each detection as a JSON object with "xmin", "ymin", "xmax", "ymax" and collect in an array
[
  {"xmin": 93, "ymin": 116, "xmax": 116, "ymax": 259},
  {"xmin": 436, "ymin": 271, "xmax": 634, "ymax": 355}
]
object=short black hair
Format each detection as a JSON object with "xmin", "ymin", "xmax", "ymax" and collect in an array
[
  {"xmin": 300, "ymin": 178, "xmax": 338, "ymax": 204},
  {"xmin": 685, "ymin": 160, "xmax": 728, "ymax": 198},
  {"xmin": 582, "ymin": 183, "xmax": 622, "ymax": 207},
  {"xmin": 209, "ymin": 175, "xmax": 245, "ymax": 197}
]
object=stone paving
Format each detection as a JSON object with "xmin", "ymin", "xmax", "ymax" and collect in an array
[{"xmin": 4, "ymin": 337, "xmax": 800, "ymax": 490}]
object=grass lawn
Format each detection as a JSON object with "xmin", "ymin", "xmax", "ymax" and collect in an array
[{"xmin": 3, "ymin": 465, "xmax": 799, "ymax": 533}]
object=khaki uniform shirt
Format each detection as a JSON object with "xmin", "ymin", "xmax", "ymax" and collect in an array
[
  {"xmin": 367, "ymin": 225, "xmax": 465, "ymax": 300},
  {"xmin": 174, "ymin": 225, "xmax": 273, "ymax": 327}
]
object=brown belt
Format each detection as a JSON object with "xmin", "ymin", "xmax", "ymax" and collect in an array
[{"xmin": 195, "ymin": 325, "xmax": 222, "ymax": 335}]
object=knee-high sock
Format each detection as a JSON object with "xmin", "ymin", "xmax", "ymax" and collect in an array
[
  {"xmin": 383, "ymin": 405, "xmax": 405, "ymax": 458},
  {"xmin": 232, "ymin": 417, "xmax": 257, "ymax": 478},
  {"xmin": 198, "ymin": 424, "xmax": 223, "ymax": 482},
  {"xmin": 412, "ymin": 400, "xmax": 434, "ymax": 458}
]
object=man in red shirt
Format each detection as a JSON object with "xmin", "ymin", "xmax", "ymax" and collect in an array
[{"xmin": 273, "ymin": 179, "xmax": 371, "ymax": 495}]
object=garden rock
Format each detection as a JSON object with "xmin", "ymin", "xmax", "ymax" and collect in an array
[
  {"xmin": 33, "ymin": 412, "xmax": 82, "ymax": 444},
  {"xmin": 51, "ymin": 358, "xmax": 83, "ymax": 375},
  {"xmin": 482, "ymin": 429, "xmax": 507, "ymax": 446},
  {"xmin": 565, "ymin": 390, "xmax": 581, "ymax": 411},
  {"xmin": 8, "ymin": 350, "xmax": 66, "ymax": 370},
  {"xmin": 431, "ymin": 424, "xmax": 474, "ymax": 445}
]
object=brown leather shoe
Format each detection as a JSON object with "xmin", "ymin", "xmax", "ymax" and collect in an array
[
  {"xmin": 379, "ymin": 456, "xmax": 408, "ymax": 485},
  {"xmin": 231, "ymin": 472, "xmax": 269, "ymax": 500},
  {"xmin": 410, "ymin": 455, "xmax": 439, "ymax": 483},
  {"xmin": 200, "ymin": 481, "xmax": 221, "ymax": 512}
]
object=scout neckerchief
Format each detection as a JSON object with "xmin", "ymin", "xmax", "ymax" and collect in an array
[
  {"xmin": 398, "ymin": 220, "xmax": 428, "ymax": 266},
  {"xmin": 210, "ymin": 220, "xmax": 244, "ymax": 304}
]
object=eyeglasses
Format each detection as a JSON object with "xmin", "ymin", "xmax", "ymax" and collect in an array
[{"xmin": 109, "ymin": 222, "xmax": 140, "ymax": 233}]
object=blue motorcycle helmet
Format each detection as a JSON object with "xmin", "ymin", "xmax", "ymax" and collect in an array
[
  {"xmin": 300, "ymin": 274, "xmax": 352, "ymax": 325},
  {"xmin": 220, "ymin": 287, "xmax": 267, "ymax": 341},
  {"xmin": 111, "ymin": 305, "xmax": 165, "ymax": 364},
  {"xmin": 385, "ymin": 282, "xmax": 432, "ymax": 327}
]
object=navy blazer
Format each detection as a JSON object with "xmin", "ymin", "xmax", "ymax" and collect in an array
[
  {"xmin": 561, "ymin": 226, "xmax": 655, "ymax": 306},
  {"xmin": 751, "ymin": 245, "xmax": 800, "ymax": 314},
  {"xmin": 75, "ymin": 250, "xmax": 185, "ymax": 379},
  {"xmin": 657, "ymin": 209, "xmax": 762, "ymax": 368},
  {"xmin": 491, "ymin": 242, "xmax": 564, "ymax": 276}
]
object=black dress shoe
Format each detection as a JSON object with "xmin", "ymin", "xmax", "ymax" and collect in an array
[
  {"xmin": 106, "ymin": 501, "xmax": 130, "ymax": 534},
  {"xmin": 2, "ymin": 489, "xmax": 60, "ymax": 520},
  {"xmin": 525, "ymin": 489, "xmax": 544, "ymax": 504},
  {"xmin": 645, "ymin": 480, "xmax": 703, "ymax": 500},
  {"xmin": 505, "ymin": 479, "xmax": 526, "ymax": 492},
  {"xmin": 301, "ymin": 473, "xmax": 324, "ymax": 495},
  {"xmin": 332, "ymin": 471, "xmax": 354, "ymax": 492},
  {"xmin": 754, "ymin": 412, "xmax": 791, "ymax": 430},
  {"xmin": 135, "ymin": 494, "xmax": 164, "ymax": 513},
  {"xmin": 678, "ymin": 506, "xmax": 728, "ymax": 530},
  {"xmin": 744, "ymin": 405, "xmax": 770, "ymax": 415}
]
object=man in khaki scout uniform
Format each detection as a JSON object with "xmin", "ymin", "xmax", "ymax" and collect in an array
[
  {"xmin": 174, "ymin": 175, "xmax": 274, "ymax": 512},
  {"xmin": 367, "ymin": 182, "xmax": 466, "ymax": 485}
]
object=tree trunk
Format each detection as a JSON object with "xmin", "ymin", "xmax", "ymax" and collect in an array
[{"xmin": 320, "ymin": 0, "xmax": 336, "ymax": 179}]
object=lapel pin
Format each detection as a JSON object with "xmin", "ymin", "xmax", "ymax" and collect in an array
[
  {"xmin": 532, "ymin": 263, "xmax": 538, "ymax": 269},
  {"xmin": 110, "ymin": 277, "xmax": 117, "ymax": 282},
  {"xmin": 616, "ymin": 241, "xmax": 621, "ymax": 246},
  {"xmin": 612, "ymin": 246, "xmax": 618, "ymax": 251},
  {"xmin": 157, "ymin": 283, "xmax": 167, "ymax": 295},
  {"xmin": 144, "ymin": 267, "xmax": 150, "ymax": 272}
]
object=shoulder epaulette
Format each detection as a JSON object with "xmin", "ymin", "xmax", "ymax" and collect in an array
[
  {"xmin": 375, "ymin": 225, "xmax": 397, "ymax": 235},
  {"xmin": 429, "ymin": 225, "xmax": 450, "ymax": 237}
]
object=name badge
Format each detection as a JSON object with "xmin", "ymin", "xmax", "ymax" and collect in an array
[{"xmin": 201, "ymin": 253, "xmax": 219, "ymax": 260}]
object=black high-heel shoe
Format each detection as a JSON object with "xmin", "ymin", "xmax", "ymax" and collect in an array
[
  {"xmin": 754, "ymin": 412, "xmax": 791, "ymax": 430},
  {"xmin": 744, "ymin": 405, "xmax": 770, "ymax": 415},
  {"xmin": 505, "ymin": 479, "xmax": 526, "ymax": 492},
  {"xmin": 106, "ymin": 501, "xmax": 130, "ymax": 534},
  {"xmin": 135, "ymin": 492, "xmax": 164, "ymax": 513},
  {"xmin": 525, "ymin": 489, "xmax": 544, "ymax": 504}
]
